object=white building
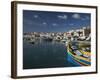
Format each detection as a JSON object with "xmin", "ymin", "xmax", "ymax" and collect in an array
[{"xmin": 67, "ymin": 27, "xmax": 90, "ymax": 41}]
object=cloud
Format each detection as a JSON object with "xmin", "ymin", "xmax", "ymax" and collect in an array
[
  {"xmin": 58, "ymin": 15, "xmax": 68, "ymax": 19},
  {"xmin": 72, "ymin": 14, "xmax": 80, "ymax": 19},
  {"xmin": 33, "ymin": 15, "xmax": 38, "ymax": 18},
  {"xmin": 81, "ymin": 18, "xmax": 86, "ymax": 20},
  {"xmin": 43, "ymin": 22, "xmax": 47, "ymax": 25},
  {"xmin": 69, "ymin": 23, "xmax": 74, "ymax": 26},
  {"xmin": 81, "ymin": 16, "xmax": 90, "ymax": 20},
  {"xmin": 52, "ymin": 23, "xmax": 57, "ymax": 26}
]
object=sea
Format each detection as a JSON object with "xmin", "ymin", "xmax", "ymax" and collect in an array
[{"xmin": 23, "ymin": 40, "xmax": 77, "ymax": 69}]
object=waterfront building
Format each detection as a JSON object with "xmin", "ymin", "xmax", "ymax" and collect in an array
[{"xmin": 67, "ymin": 26, "xmax": 90, "ymax": 41}]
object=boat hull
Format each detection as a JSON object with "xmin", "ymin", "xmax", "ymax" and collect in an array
[{"xmin": 67, "ymin": 43, "xmax": 91, "ymax": 66}]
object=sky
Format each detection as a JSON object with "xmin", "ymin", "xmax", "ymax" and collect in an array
[{"xmin": 23, "ymin": 10, "xmax": 91, "ymax": 33}]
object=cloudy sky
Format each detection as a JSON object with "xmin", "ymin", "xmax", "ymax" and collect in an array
[{"xmin": 23, "ymin": 10, "xmax": 91, "ymax": 33}]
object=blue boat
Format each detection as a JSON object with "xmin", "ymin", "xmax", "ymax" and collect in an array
[{"xmin": 67, "ymin": 42, "xmax": 91, "ymax": 66}]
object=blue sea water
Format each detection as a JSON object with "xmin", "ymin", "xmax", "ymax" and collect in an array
[{"xmin": 23, "ymin": 41, "xmax": 76, "ymax": 69}]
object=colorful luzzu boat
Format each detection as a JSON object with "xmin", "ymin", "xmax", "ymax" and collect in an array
[{"xmin": 67, "ymin": 42, "xmax": 91, "ymax": 66}]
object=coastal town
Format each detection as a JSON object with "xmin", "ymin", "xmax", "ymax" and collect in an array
[
  {"xmin": 23, "ymin": 26, "xmax": 90, "ymax": 43},
  {"xmin": 23, "ymin": 26, "xmax": 91, "ymax": 66}
]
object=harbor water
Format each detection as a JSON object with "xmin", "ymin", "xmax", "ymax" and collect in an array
[{"xmin": 23, "ymin": 40, "xmax": 77, "ymax": 69}]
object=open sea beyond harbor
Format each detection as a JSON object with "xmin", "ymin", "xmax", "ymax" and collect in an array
[{"xmin": 23, "ymin": 40, "xmax": 77, "ymax": 69}]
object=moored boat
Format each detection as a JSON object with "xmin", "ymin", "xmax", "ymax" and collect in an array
[
  {"xmin": 43, "ymin": 37, "xmax": 53, "ymax": 42},
  {"xmin": 67, "ymin": 42, "xmax": 91, "ymax": 66}
]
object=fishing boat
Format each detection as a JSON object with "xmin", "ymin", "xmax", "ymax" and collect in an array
[
  {"xmin": 28, "ymin": 39, "xmax": 35, "ymax": 44},
  {"xmin": 43, "ymin": 37, "xmax": 53, "ymax": 42},
  {"xmin": 29, "ymin": 41, "xmax": 35, "ymax": 44},
  {"xmin": 67, "ymin": 42, "xmax": 91, "ymax": 66}
]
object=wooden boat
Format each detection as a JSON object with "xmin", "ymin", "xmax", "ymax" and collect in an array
[
  {"xmin": 67, "ymin": 42, "xmax": 91, "ymax": 66},
  {"xmin": 28, "ymin": 39, "xmax": 35, "ymax": 44},
  {"xmin": 29, "ymin": 41, "xmax": 35, "ymax": 44},
  {"xmin": 43, "ymin": 37, "xmax": 53, "ymax": 42}
]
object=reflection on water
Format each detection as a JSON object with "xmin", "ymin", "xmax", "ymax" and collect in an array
[{"xmin": 23, "ymin": 40, "xmax": 76, "ymax": 69}]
